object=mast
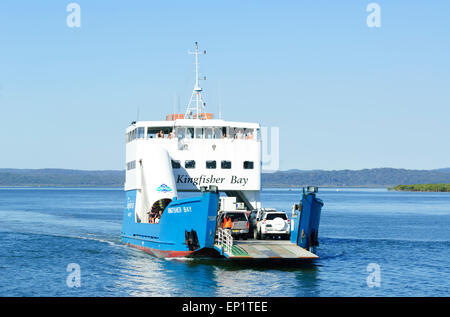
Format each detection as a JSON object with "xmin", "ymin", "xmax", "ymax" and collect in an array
[{"xmin": 185, "ymin": 42, "xmax": 207, "ymax": 119}]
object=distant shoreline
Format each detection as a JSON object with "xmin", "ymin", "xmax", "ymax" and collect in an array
[
  {"xmin": 388, "ymin": 184, "xmax": 450, "ymax": 192},
  {"xmin": 1, "ymin": 167, "xmax": 450, "ymax": 188},
  {"xmin": 0, "ymin": 185, "xmax": 389, "ymax": 189},
  {"xmin": 0, "ymin": 185, "xmax": 121, "ymax": 188},
  {"xmin": 1, "ymin": 184, "xmax": 449, "ymax": 191}
]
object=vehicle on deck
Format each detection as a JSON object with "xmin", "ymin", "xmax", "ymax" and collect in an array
[
  {"xmin": 249, "ymin": 208, "xmax": 276, "ymax": 232},
  {"xmin": 254, "ymin": 210, "xmax": 290, "ymax": 240},
  {"xmin": 218, "ymin": 211, "xmax": 250, "ymax": 240}
]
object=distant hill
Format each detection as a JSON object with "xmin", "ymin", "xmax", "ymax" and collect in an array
[
  {"xmin": 0, "ymin": 167, "xmax": 449, "ymax": 188},
  {"xmin": 262, "ymin": 168, "xmax": 450, "ymax": 187},
  {"xmin": 0, "ymin": 169, "xmax": 124, "ymax": 187},
  {"xmin": 433, "ymin": 168, "xmax": 450, "ymax": 173}
]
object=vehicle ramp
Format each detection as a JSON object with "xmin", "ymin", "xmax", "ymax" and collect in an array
[{"xmin": 214, "ymin": 229, "xmax": 318, "ymax": 260}]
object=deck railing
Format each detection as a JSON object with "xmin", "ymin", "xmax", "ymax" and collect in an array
[{"xmin": 217, "ymin": 228, "xmax": 233, "ymax": 255}]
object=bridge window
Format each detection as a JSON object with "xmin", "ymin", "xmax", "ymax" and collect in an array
[
  {"xmin": 221, "ymin": 160, "xmax": 232, "ymax": 169},
  {"xmin": 171, "ymin": 160, "xmax": 181, "ymax": 169},
  {"xmin": 175, "ymin": 127, "xmax": 229, "ymax": 139},
  {"xmin": 229, "ymin": 127, "xmax": 245, "ymax": 139},
  {"xmin": 126, "ymin": 129, "xmax": 137, "ymax": 142},
  {"xmin": 187, "ymin": 128, "xmax": 194, "ymax": 139},
  {"xmin": 206, "ymin": 160, "xmax": 216, "ymax": 169},
  {"xmin": 195, "ymin": 128, "xmax": 204, "ymax": 139},
  {"xmin": 228, "ymin": 127, "xmax": 236, "ymax": 139},
  {"xmin": 215, "ymin": 128, "xmax": 224, "ymax": 139},
  {"xmin": 226, "ymin": 127, "xmax": 257, "ymax": 140},
  {"xmin": 203, "ymin": 127, "xmax": 224, "ymax": 139},
  {"xmin": 243, "ymin": 161, "xmax": 254, "ymax": 169},
  {"xmin": 127, "ymin": 128, "xmax": 137, "ymax": 142},
  {"xmin": 185, "ymin": 160, "xmax": 196, "ymax": 169},
  {"xmin": 244, "ymin": 128, "xmax": 254, "ymax": 140},
  {"xmin": 176, "ymin": 127, "xmax": 185, "ymax": 139},
  {"xmin": 147, "ymin": 127, "xmax": 172, "ymax": 139},
  {"xmin": 175, "ymin": 127, "xmax": 193, "ymax": 139},
  {"xmin": 136, "ymin": 127, "xmax": 145, "ymax": 139},
  {"xmin": 205, "ymin": 128, "xmax": 213, "ymax": 139}
]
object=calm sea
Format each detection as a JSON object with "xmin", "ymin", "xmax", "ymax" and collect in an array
[{"xmin": 0, "ymin": 187, "xmax": 449, "ymax": 297}]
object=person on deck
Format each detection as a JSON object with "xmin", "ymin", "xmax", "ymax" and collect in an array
[{"xmin": 223, "ymin": 215, "xmax": 232, "ymax": 231}]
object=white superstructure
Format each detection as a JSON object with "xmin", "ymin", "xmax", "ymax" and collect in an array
[{"xmin": 124, "ymin": 43, "xmax": 262, "ymax": 212}]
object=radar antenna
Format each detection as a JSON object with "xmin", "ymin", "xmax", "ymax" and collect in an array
[{"xmin": 185, "ymin": 42, "xmax": 207, "ymax": 119}]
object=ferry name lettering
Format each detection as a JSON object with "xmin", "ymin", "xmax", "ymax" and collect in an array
[
  {"xmin": 176, "ymin": 174, "xmax": 248, "ymax": 187},
  {"xmin": 167, "ymin": 207, "xmax": 182, "ymax": 214},
  {"xmin": 230, "ymin": 176, "xmax": 248, "ymax": 186},
  {"xmin": 176, "ymin": 174, "xmax": 225, "ymax": 186}
]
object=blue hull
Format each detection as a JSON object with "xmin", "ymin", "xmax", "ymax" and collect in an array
[
  {"xmin": 121, "ymin": 189, "xmax": 219, "ymax": 258},
  {"xmin": 122, "ymin": 187, "xmax": 324, "ymax": 259}
]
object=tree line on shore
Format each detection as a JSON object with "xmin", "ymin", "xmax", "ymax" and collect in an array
[{"xmin": 388, "ymin": 184, "xmax": 450, "ymax": 192}]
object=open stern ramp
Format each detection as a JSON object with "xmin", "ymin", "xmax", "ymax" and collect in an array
[{"xmin": 214, "ymin": 232, "xmax": 318, "ymax": 260}]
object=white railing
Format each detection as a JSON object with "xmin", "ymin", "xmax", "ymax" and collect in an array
[{"xmin": 217, "ymin": 228, "xmax": 233, "ymax": 255}]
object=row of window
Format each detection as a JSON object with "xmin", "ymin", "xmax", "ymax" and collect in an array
[
  {"xmin": 171, "ymin": 160, "xmax": 254, "ymax": 170},
  {"xmin": 126, "ymin": 127, "xmax": 145, "ymax": 143},
  {"xmin": 126, "ymin": 159, "xmax": 254, "ymax": 171},
  {"xmin": 126, "ymin": 126, "xmax": 259, "ymax": 143}
]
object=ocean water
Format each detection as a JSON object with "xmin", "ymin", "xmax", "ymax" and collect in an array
[{"xmin": 0, "ymin": 187, "xmax": 449, "ymax": 297}]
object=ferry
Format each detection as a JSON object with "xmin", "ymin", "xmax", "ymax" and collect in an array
[{"xmin": 121, "ymin": 43, "xmax": 323, "ymax": 260}]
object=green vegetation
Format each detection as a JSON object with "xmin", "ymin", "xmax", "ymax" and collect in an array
[{"xmin": 388, "ymin": 184, "xmax": 450, "ymax": 192}]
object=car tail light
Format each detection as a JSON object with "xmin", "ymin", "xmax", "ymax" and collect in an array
[{"xmin": 246, "ymin": 222, "xmax": 249, "ymax": 229}]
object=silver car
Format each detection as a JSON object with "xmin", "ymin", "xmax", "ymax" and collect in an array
[{"xmin": 219, "ymin": 211, "xmax": 249, "ymax": 240}]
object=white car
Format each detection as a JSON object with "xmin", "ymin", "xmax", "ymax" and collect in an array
[{"xmin": 254, "ymin": 211, "xmax": 290, "ymax": 240}]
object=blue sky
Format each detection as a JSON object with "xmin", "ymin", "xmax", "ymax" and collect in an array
[{"xmin": 0, "ymin": 1, "xmax": 449, "ymax": 171}]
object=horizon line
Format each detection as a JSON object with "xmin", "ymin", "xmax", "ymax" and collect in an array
[{"xmin": 1, "ymin": 167, "xmax": 449, "ymax": 173}]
